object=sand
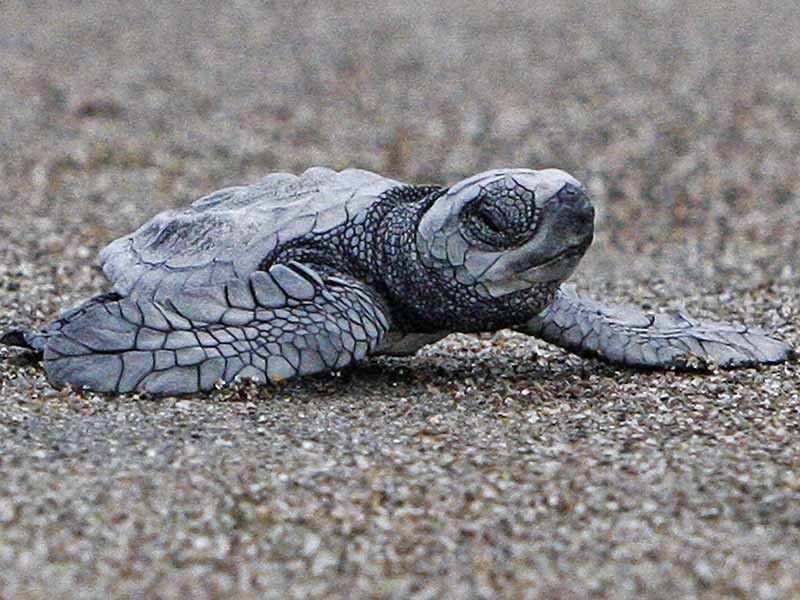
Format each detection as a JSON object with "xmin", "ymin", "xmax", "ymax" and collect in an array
[{"xmin": 1, "ymin": 1, "xmax": 798, "ymax": 598}]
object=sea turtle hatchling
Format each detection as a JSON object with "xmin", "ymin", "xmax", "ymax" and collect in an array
[{"xmin": 2, "ymin": 167, "xmax": 794, "ymax": 395}]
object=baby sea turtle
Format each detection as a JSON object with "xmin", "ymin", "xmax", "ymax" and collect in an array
[{"xmin": 2, "ymin": 167, "xmax": 794, "ymax": 395}]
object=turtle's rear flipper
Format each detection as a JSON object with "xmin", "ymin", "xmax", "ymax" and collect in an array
[
  {"xmin": 1, "ymin": 329, "xmax": 45, "ymax": 357},
  {"xmin": 517, "ymin": 285, "xmax": 795, "ymax": 370},
  {"xmin": 32, "ymin": 263, "xmax": 392, "ymax": 395},
  {"xmin": 2, "ymin": 293, "xmax": 123, "ymax": 359}
]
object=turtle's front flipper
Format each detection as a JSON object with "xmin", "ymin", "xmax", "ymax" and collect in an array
[
  {"xmin": 516, "ymin": 285, "xmax": 794, "ymax": 370},
  {"xmin": 27, "ymin": 262, "xmax": 392, "ymax": 395}
]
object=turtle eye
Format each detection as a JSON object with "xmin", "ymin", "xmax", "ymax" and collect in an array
[
  {"xmin": 462, "ymin": 200, "xmax": 515, "ymax": 248},
  {"xmin": 477, "ymin": 205, "xmax": 506, "ymax": 233},
  {"xmin": 459, "ymin": 181, "xmax": 538, "ymax": 249}
]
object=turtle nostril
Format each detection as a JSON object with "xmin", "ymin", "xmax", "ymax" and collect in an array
[
  {"xmin": 557, "ymin": 183, "xmax": 583, "ymax": 201},
  {"xmin": 556, "ymin": 183, "xmax": 592, "ymax": 213}
]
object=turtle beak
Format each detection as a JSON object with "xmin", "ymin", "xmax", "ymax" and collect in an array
[
  {"xmin": 477, "ymin": 183, "xmax": 594, "ymax": 296},
  {"xmin": 511, "ymin": 183, "xmax": 595, "ymax": 270},
  {"xmin": 553, "ymin": 183, "xmax": 594, "ymax": 247}
]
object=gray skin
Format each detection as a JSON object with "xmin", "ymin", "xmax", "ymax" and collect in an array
[{"xmin": 2, "ymin": 167, "xmax": 794, "ymax": 395}]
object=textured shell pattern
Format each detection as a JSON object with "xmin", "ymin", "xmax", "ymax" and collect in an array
[{"xmin": 99, "ymin": 167, "xmax": 401, "ymax": 298}]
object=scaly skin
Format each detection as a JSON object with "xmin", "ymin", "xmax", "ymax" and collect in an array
[
  {"xmin": 518, "ymin": 285, "xmax": 794, "ymax": 370},
  {"xmin": 2, "ymin": 167, "xmax": 794, "ymax": 395},
  {"xmin": 36, "ymin": 264, "xmax": 392, "ymax": 394}
]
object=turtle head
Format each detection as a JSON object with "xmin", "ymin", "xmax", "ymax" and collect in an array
[{"xmin": 417, "ymin": 168, "xmax": 594, "ymax": 300}]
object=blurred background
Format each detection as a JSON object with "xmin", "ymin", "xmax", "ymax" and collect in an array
[{"xmin": 1, "ymin": 0, "xmax": 798, "ymax": 306}]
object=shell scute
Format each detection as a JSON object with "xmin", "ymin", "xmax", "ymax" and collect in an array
[{"xmin": 99, "ymin": 168, "xmax": 399, "ymax": 296}]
